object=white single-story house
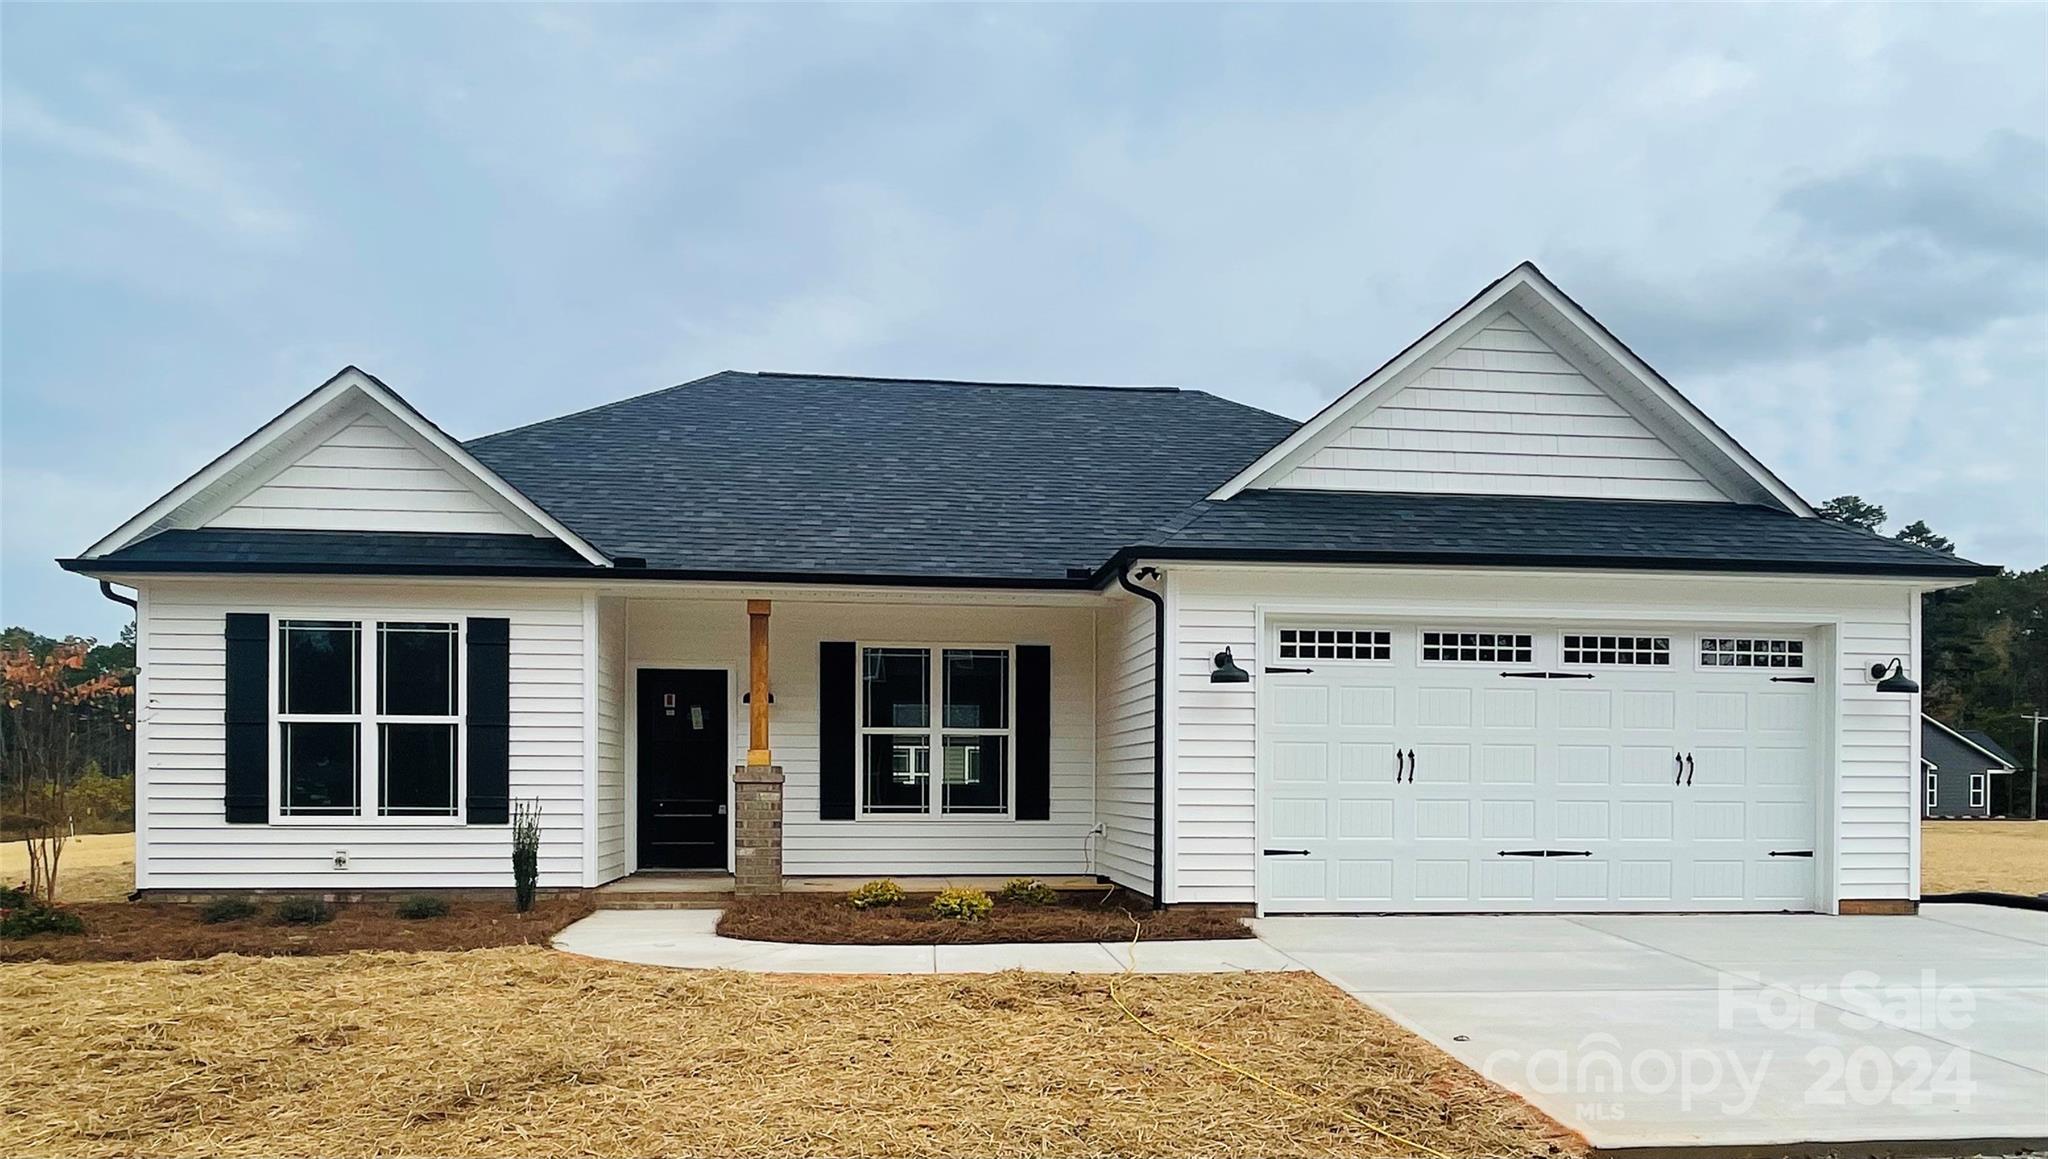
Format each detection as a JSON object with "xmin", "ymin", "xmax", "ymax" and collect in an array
[
  {"xmin": 1921, "ymin": 715, "xmax": 2022, "ymax": 819},
  {"xmin": 63, "ymin": 263, "xmax": 1994, "ymax": 915}
]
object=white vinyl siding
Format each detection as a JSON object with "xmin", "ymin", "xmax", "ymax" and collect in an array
[
  {"xmin": 625, "ymin": 598, "xmax": 1096, "ymax": 878},
  {"xmin": 593, "ymin": 596, "xmax": 628, "ymax": 883},
  {"xmin": 206, "ymin": 409, "xmax": 534, "ymax": 535},
  {"xmin": 1164, "ymin": 566, "xmax": 1923, "ymax": 910},
  {"xmin": 132, "ymin": 578, "xmax": 587, "ymax": 890},
  {"xmin": 1271, "ymin": 313, "xmax": 1726, "ymax": 502},
  {"xmin": 1093, "ymin": 593, "xmax": 1156, "ymax": 892}
]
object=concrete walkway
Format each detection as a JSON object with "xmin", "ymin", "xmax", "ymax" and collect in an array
[
  {"xmin": 1256, "ymin": 904, "xmax": 2048, "ymax": 1152},
  {"xmin": 552, "ymin": 909, "xmax": 1299, "ymax": 974}
]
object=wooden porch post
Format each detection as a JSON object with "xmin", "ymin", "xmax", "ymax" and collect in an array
[
  {"xmin": 733, "ymin": 598, "xmax": 784, "ymax": 894},
  {"xmin": 746, "ymin": 599, "xmax": 772, "ymax": 766}
]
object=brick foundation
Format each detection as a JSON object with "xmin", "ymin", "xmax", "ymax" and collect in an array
[
  {"xmin": 732, "ymin": 764, "xmax": 786, "ymax": 895},
  {"xmin": 1840, "ymin": 898, "xmax": 1919, "ymax": 915}
]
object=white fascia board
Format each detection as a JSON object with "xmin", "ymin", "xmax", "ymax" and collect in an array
[
  {"xmin": 1508, "ymin": 265, "xmax": 1814, "ymax": 516},
  {"xmin": 1210, "ymin": 262, "xmax": 1815, "ymax": 516},
  {"xmin": 1209, "ymin": 267, "xmax": 1524, "ymax": 501},
  {"xmin": 79, "ymin": 366, "xmax": 611, "ymax": 567}
]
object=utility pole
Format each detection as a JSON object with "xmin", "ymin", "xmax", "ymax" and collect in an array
[{"xmin": 2023, "ymin": 712, "xmax": 2047, "ymax": 821}]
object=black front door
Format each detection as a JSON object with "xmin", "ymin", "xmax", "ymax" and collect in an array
[{"xmin": 637, "ymin": 669, "xmax": 729, "ymax": 869}]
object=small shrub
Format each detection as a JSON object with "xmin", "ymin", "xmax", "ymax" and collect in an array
[
  {"xmin": 930, "ymin": 886, "xmax": 993, "ymax": 922},
  {"xmin": 0, "ymin": 902, "xmax": 86, "ymax": 938},
  {"xmin": 273, "ymin": 897, "xmax": 332, "ymax": 925},
  {"xmin": 199, "ymin": 897, "xmax": 260, "ymax": 924},
  {"xmin": 997, "ymin": 878, "xmax": 1058, "ymax": 906},
  {"xmin": 848, "ymin": 879, "xmax": 906, "ymax": 910},
  {"xmin": 511, "ymin": 799, "xmax": 543, "ymax": 913},
  {"xmin": 395, "ymin": 895, "xmax": 450, "ymax": 920},
  {"xmin": 0, "ymin": 883, "xmax": 26, "ymax": 910}
]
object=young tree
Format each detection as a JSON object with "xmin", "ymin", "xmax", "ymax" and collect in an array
[
  {"xmin": 2, "ymin": 642, "xmax": 130, "ymax": 902},
  {"xmin": 1816, "ymin": 495, "xmax": 1887, "ymax": 532}
]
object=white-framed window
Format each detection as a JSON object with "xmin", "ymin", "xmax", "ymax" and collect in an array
[
  {"xmin": 1562, "ymin": 634, "xmax": 1671, "ymax": 666},
  {"xmin": 1278, "ymin": 627, "xmax": 1390, "ymax": 661},
  {"xmin": 1970, "ymin": 773, "xmax": 1987, "ymax": 809},
  {"xmin": 276, "ymin": 618, "xmax": 463, "ymax": 820},
  {"xmin": 1926, "ymin": 771, "xmax": 1939, "ymax": 811},
  {"xmin": 1421, "ymin": 630, "xmax": 1532, "ymax": 664},
  {"xmin": 1700, "ymin": 637, "xmax": 1804, "ymax": 669},
  {"xmin": 859, "ymin": 645, "xmax": 1011, "ymax": 818}
]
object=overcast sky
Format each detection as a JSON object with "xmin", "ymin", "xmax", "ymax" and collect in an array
[{"xmin": 4, "ymin": 3, "xmax": 2044, "ymax": 640}]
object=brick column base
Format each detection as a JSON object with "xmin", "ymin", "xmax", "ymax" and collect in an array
[
  {"xmin": 731, "ymin": 765, "xmax": 785, "ymax": 895},
  {"xmin": 1839, "ymin": 899, "xmax": 1918, "ymax": 916}
]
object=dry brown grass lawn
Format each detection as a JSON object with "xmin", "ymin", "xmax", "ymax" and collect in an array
[
  {"xmin": 1921, "ymin": 820, "xmax": 2048, "ymax": 895},
  {"xmin": 0, "ymin": 830, "xmax": 134, "ymax": 903},
  {"xmin": 0, "ymin": 947, "xmax": 1581, "ymax": 1159}
]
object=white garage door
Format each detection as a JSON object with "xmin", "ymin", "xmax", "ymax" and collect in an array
[{"xmin": 1258, "ymin": 624, "xmax": 1819, "ymax": 913}]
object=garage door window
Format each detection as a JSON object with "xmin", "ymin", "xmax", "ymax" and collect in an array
[
  {"xmin": 1700, "ymin": 637, "xmax": 1803, "ymax": 669},
  {"xmin": 1562, "ymin": 634, "xmax": 1671, "ymax": 667},
  {"xmin": 1421, "ymin": 631, "xmax": 1532, "ymax": 664},
  {"xmin": 1278, "ymin": 628, "xmax": 1390, "ymax": 661}
]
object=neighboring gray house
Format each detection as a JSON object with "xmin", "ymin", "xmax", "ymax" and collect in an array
[{"xmin": 1921, "ymin": 716, "xmax": 2020, "ymax": 819}]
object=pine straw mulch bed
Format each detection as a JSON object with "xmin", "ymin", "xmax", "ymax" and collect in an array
[
  {"xmin": 0, "ymin": 897, "xmax": 593, "ymax": 964},
  {"xmin": 0, "ymin": 946, "xmax": 1583, "ymax": 1159},
  {"xmin": 718, "ymin": 887, "xmax": 1254, "ymax": 944}
]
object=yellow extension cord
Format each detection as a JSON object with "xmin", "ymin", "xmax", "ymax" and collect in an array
[{"xmin": 1106, "ymin": 923, "xmax": 1454, "ymax": 1159}]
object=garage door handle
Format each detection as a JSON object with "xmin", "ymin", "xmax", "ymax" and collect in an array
[
  {"xmin": 1675, "ymin": 754, "xmax": 1684, "ymax": 785},
  {"xmin": 1500, "ymin": 671, "xmax": 1595, "ymax": 679},
  {"xmin": 1499, "ymin": 849, "xmax": 1593, "ymax": 858},
  {"xmin": 1685, "ymin": 753, "xmax": 1694, "ymax": 786},
  {"xmin": 1263, "ymin": 848, "xmax": 1311, "ymax": 856},
  {"xmin": 1404, "ymin": 749, "xmax": 1415, "ymax": 782}
]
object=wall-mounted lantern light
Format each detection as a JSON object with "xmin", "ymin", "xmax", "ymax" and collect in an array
[
  {"xmin": 1209, "ymin": 647, "xmax": 1251, "ymax": 684},
  {"xmin": 1870, "ymin": 658, "xmax": 1919, "ymax": 695}
]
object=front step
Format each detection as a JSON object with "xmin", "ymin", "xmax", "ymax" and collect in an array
[{"xmin": 594, "ymin": 892, "xmax": 733, "ymax": 910}]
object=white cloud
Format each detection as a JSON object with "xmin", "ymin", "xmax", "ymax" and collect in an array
[{"xmin": 2, "ymin": 91, "xmax": 303, "ymax": 243}]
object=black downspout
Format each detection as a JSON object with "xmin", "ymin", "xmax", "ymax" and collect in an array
[
  {"xmin": 99, "ymin": 580, "xmax": 138, "ymax": 610},
  {"xmin": 1116, "ymin": 564, "xmax": 1168, "ymax": 911}
]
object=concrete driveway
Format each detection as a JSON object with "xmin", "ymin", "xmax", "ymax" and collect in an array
[{"xmin": 1253, "ymin": 904, "xmax": 2048, "ymax": 1151}]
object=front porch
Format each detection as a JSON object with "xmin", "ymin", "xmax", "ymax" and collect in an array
[{"xmin": 590, "ymin": 583, "xmax": 1158, "ymax": 899}]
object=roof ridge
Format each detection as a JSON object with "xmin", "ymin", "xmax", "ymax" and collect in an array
[{"xmin": 749, "ymin": 370, "xmax": 1182, "ymax": 393}]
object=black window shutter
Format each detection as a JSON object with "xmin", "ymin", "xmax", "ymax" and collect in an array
[
  {"xmin": 466, "ymin": 617, "xmax": 511, "ymax": 824},
  {"xmin": 1016, "ymin": 644, "xmax": 1052, "ymax": 821},
  {"xmin": 223, "ymin": 612, "xmax": 270, "ymax": 824},
  {"xmin": 819, "ymin": 641, "xmax": 856, "ymax": 820}
]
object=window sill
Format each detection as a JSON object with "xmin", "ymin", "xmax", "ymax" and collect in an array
[{"xmin": 268, "ymin": 815, "xmax": 468, "ymax": 827}]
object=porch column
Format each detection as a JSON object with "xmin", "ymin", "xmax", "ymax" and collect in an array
[{"xmin": 732, "ymin": 598, "xmax": 784, "ymax": 894}]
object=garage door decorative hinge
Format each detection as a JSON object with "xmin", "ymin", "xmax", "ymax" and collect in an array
[
  {"xmin": 1768, "ymin": 850, "xmax": 1815, "ymax": 857},
  {"xmin": 1263, "ymin": 666, "xmax": 1314, "ymax": 674},
  {"xmin": 1262, "ymin": 848, "xmax": 1311, "ymax": 856},
  {"xmin": 1769, "ymin": 676, "xmax": 1816, "ymax": 684},
  {"xmin": 1499, "ymin": 671, "xmax": 1595, "ymax": 680}
]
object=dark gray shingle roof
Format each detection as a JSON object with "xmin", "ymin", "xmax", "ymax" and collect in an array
[
  {"xmin": 463, "ymin": 371, "xmax": 1299, "ymax": 583},
  {"xmin": 1133, "ymin": 490, "xmax": 1993, "ymax": 577},
  {"xmin": 87, "ymin": 529, "xmax": 593, "ymax": 573},
  {"xmin": 75, "ymin": 370, "xmax": 1996, "ymax": 582}
]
